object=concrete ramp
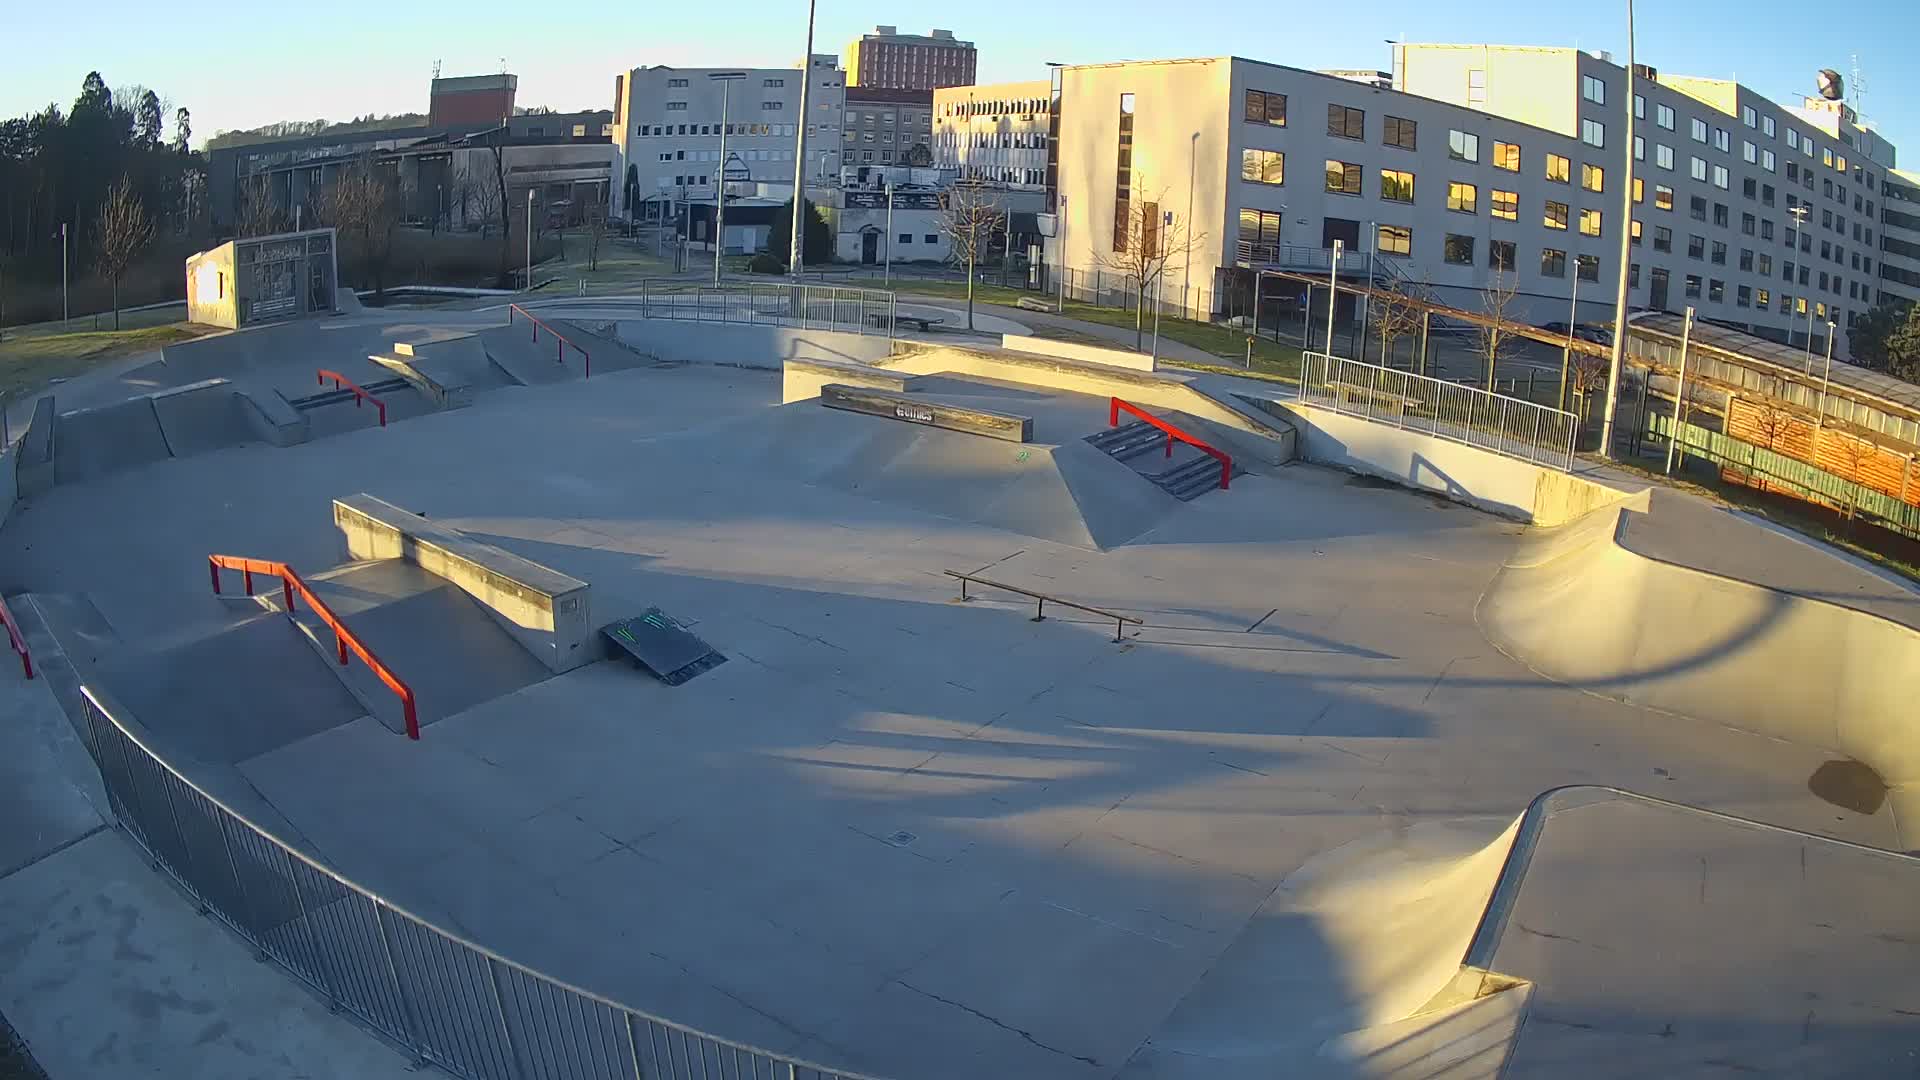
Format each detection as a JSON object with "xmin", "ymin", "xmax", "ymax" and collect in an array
[
  {"xmin": 371, "ymin": 334, "xmax": 513, "ymax": 409},
  {"xmin": 149, "ymin": 379, "xmax": 260, "ymax": 457},
  {"xmin": 53, "ymin": 396, "xmax": 172, "ymax": 484},
  {"xmin": 479, "ymin": 324, "xmax": 579, "ymax": 386},
  {"xmin": 1476, "ymin": 492, "xmax": 1920, "ymax": 843}
]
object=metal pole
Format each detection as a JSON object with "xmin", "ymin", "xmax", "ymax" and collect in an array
[
  {"xmin": 1057, "ymin": 195, "xmax": 1068, "ymax": 310},
  {"xmin": 1359, "ymin": 222, "xmax": 1374, "ymax": 362},
  {"xmin": 62, "ymin": 223, "xmax": 69, "ymax": 328},
  {"xmin": 1151, "ymin": 277, "xmax": 1162, "ymax": 362},
  {"xmin": 714, "ymin": 77, "xmax": 734, "ymax": 288},
  {"xmin": 1599, "ymin": 0, "xmax": 1637, "ymax": 459},
  {"xmin": 1184, "ymin": 131, "xmax": 1197, "ymax": 318},
  {"xmin": 1326, "ymin": 240, "xmax": 1341, "ymax": 358},
  {"xmin": 1665, "ymin": 306, "xmax": 1694, "ymax": 474},
  {"xmin": 1559, "ymin": 269, "xmax": 1579, "ymax": 411},
  {"xmin": 1817, "ymin": 320, "xmax": 1835, "ymax": 429},
  {"xmin": 1418, "ymin": 310, "xmax": 1430, "ymax": 376},
  {"xmin": 1252, "ymin": 271, "xmax": 1264, "ymax": 340},
  {"xmin": 525, "ymin": 189, "xmax": 534, "ymax": 291},
  {"xmin": 788, "ymin": 0, "xmax": 818, "ymax": 283},
  {"xmin": 884, "ymin": 182, "xmax": 894, "ymax": 288}
]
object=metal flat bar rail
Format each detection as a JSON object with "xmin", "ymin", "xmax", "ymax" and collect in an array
[
  {"xmin": 0, "ymin": 595, "xmax": 31, "ymax": 679},
  {"xmin": 1109, "ymin": 397, "xmax": 1233, "ymax": 490},
  {"xmin": 507, "ymin": 303, "xmax": 591, "ymax": 378},
  {"xmin": 944, "ymin": 570, "xmax": 1143, "ymax": 642},
  {"xmin": 315, "ymin": 370, "xmax": 388, "ymax": 427},
  {"xmin": 208, "ymin": 555, "xmax": 420, "ymax": 739}
]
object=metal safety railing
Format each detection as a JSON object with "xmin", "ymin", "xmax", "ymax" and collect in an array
[
  {"xmin": 1109, "ymin": 397, "xmax": 1233, "ymax": 491},
  {"xmin": 0, "ymin": 595, "xmax": 32, "ymax": 679},
  {"xmin": 208, "ymin": 556, "xmax": 420, "ymax": 740},
  {"xmin": 633, "ymin": 282, "xmax": 898, "ymax": 337},
  {"xmin": 75, "ymin": 686, "xmax": 883, "ymax": 1080},
  {"xmin": 508, "ymin": 303, "xmax": 592, "ymax": 378},
  {"xmin": 316, "ymin": 370, "xmax": 388, "ymax": 427},
  {"xmin": 1297, "ymin": 351, "xmax": 1578, "ymax": 471},
  {"xmin": 944, "ymin": 569, "xmax": 1143, "ymax": 643}
]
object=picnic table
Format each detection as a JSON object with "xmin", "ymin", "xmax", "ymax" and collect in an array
[
  {"xmin": 1324, "ymin": 379, "xmax": 1424, "ymax": 415},
  {"xmin": 869, "ymin": 312, "xmax": 945, "ymax": 332}
]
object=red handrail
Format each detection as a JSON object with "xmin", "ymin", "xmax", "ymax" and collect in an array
[
  {"xmin": 0, "ymin": 596, "xmax": 32, "ymax": 679},
  {"xmin": 1109, "ymin": 397, "xmax": 1232, "ymax": 491},
  {"xmin": 508, "ymin": 304, "xmax": 591, "ymax": 379},
  {"xmin": 316, "ymin": 370, "xmax": 387, "ymax": 427},
  {"xmin": 209, "ymin": 556, "xmax": 420, "ymax": 739}
]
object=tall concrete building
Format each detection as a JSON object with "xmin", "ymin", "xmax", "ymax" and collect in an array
[
  {"xmin": 843, "ymin": 86, "xmax": 934, "ymax": 168},
  {"xmin": 610, "ymin": 56, "xmax": 846, "ymax": 223},
  {"xmin": 845, "ymin": 27, "xmax": 976, "ymax": 91},
  {"xmin": 933, "ymin": 81, "xmax": 1051, "ymax": 190},
  {"xmin": 429, "ymin": 74, "xmax": 517, "ymax": 127}
]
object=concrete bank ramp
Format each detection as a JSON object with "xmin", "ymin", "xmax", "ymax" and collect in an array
[
  {"xmin": 49, "ymin": 380, "xmax": 288, "ymax": 485},
  {"xmin": 1476, "ymin": 490, "xmax": 1920, "ymax": 844},
  {"xmin": 52, "ymin": 396, "xmax": 172, "ymax": 484}
]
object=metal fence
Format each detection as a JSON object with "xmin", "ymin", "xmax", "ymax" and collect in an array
[
  {"xmin": 1298, "ymin": 351, "xmax": 1578, "ymax": 471},
  {"xmin": 633, "ymin": 282, "xmax": 897, "ymax": 336},
  {"xmin": 76, "ymin": 688, "xmax": 882, "ymax": 1080}
]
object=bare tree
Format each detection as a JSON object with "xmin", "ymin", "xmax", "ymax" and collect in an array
[
  {"xmin": 455, "ymin": 165, "xmax": 502, "ymax": 237},
  {"xmin": 94, "ymin": 176, "xmax": 154, "ymax": 330},
  {"xmin": 1372, "ymin": 281, "xmax": 1428, "ymax": 370},
  {"xmin": 237, "ymin": 174, "xmax": 284, "ymax": 238},
  {"xmin": 940, "ymin": 181, "xmax": 1004, "ymax": 332},
  {"xmin": 317, "ymin": 154, "xmax": 399, "ymax": 296},
  {"xmin": 466, "ymin": 131, "xmax": 514, "ymax": 284},
  {"xmin": 582, "ymin": 198, "xmax": 609, "ymax": 272},
  {"xmin": 1094, "ymin": 188, "xmax": 1204, "ymax": 350},
  {"xmin": 1828, "ymin": 430, "xmax": 1878, "ymax": 530},
  {"xmin": 1475, "ymin": 273, "xmax": 1524, "ymax": 391}
]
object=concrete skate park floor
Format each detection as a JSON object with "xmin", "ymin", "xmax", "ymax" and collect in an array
[{"xmin": 4, "ymin": 358, "xmax": 1914, "ymax": 1078}]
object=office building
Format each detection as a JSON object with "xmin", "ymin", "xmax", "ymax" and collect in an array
[
  {"xmin": 1880, "ymin": 170, "xmax": 1920, "ymax": 305},
  {"xmin": 844, "ymin": 87, "xmax": 935, "ymax": 168},
  {"xmin": 610, "ymin": 56, "xmax": 845, "ymax": 225},
  {"xmin": 1033, "ymin": 47, "xmax": 1906, "ymax": 359},
  {"xmin": 429, "ymin": 74, "xmax": 517, "ymax": 127},
  {"xmin": 845, "ymin": 27, "xmax": 976, "ymax": 91},
  {"xmin": 933, "ymin": 81, "xmax": 1051, "ymax": 190}
]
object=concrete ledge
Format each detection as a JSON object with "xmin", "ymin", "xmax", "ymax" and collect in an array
[
  {"xmin": 1001, "ymin": 333, "xmax": 1156, "ymax": 372},
  {"xmin": 782, "ymin": 357, "xmax": 914, "ymax": 403},
  {"xmin": 333, "ymin": 494, "xmax": 593, "ymax": 673},
  {"xmin": 371, "ymin": 340, "xmax": 472, "ymax": 410},
  {"xmin": 237, "ymin": 386, "xmax": 308, "ymax": 448},
  {"xmin": 819, "ymin": 384, "xmax": 1032, "ymax": 442},
  {"xmin": 16, "ymin": 397, "xmax": 56, "ymax": 498},
  {"xmin": 614, "ymin": 320, "xmax": 895, "ymax": 371}
]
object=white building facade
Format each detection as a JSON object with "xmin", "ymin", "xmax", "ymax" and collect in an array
[
  {"xmin": 933, "ymin": 81, "xmax": 1051, "ymax": 190},
  {"xmin": 610, "ymin": 56, "xmax": 846, "ymax": 223}
]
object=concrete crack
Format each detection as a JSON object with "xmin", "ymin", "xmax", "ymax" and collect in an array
[{"xmin": 897, "ymin": 981, "xmax": 1100, "ymax": 1067}]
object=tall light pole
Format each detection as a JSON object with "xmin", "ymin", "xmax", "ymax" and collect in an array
[
  {"xmin": 884, "ymin": 180, "xmax": 895, "ymax": 288},
  {"xmin": 1599, "ymin": 0, "xmax": 1637, "ymax": 458},
  {"xmin": 1559, "ymin": 267, "xmax": 1580, "ymax": 410},
  {"xmin": 61, "ymin": 222, "xmax": 69, "ymax": 328},
  {"xmin": 1184, "ymin": 131, "xmax": 1198, "ymax": 319},
  {"xmin": 788, "ymin": 0, "xmax": 818, "ymax": 282},
  {"xmin": 711, "ymin": 72, "xmax": 746, "ymax": 287},
  {"xmin": 526, "ymin": 189, "xmax": 535, "ymax": 291},
  {"xmin": 1789, "ymin": 204, "xmax": 1812, "ymax": 368},
  {"xmin": 1817, "ymin": 319, "xmax": 1836, "ymax": 427}
]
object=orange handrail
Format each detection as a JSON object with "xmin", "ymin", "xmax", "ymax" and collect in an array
[
  {"xmin": 508, "ymin": 303, "xmax": 591, "ymax": 378},
  {"xmin": 1109, "ymin": 397, "xmax": 1232, "ymax": 491},
  {"xmin": 316, "ymin": 370, "xmax": 387, "ymax": 426},
  {"xmin": 208, "ymin": 555, "xmax": 420, "ymax": 739},
  {"xmin": 0, "ymin": 596, "xmax": 31, "ymax": 679}
]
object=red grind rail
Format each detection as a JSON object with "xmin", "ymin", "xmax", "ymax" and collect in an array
[
  {"xmin": 1108, "ymin": 397, "xmax": 1232, "ymax": 491},
  {"xmin": 508, "ymin": 303, "xmax": 591, "ymax": 379},
  {"xmin": 0, "ymin": 596, "xmax": 32, "ymax": 679},
  {"xmin": 316, "ymin": 370, "xmax": 387, "ymax": 427},
  {"xmin": 208, "ymin": 556, "xmax": 420, "ymax": 739}
]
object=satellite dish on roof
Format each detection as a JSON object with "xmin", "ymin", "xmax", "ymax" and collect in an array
[{"xmin": 1817, "ymin": 69, "xmax": 1845, "ymax": 101}]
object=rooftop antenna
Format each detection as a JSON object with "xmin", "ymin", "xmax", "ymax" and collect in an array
[
  {"xmin": 432, "ymin": 59, "xmax": 442, "ymax": 80},
  {"xmin": 1849, "ymin": 53, "xmax": 1869, "ymax": 117}
]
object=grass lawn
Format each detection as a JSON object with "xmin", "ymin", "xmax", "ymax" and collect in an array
[{"xmin": 0, "ymin": 323, "xmax": 213, "ymax": 400}]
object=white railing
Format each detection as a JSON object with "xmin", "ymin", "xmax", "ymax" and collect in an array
[
  {"xmin": 1298, "ymin": 351, "xmax": 1578, "ymax": 471},
  {"xmin": 77, "ymin": 687, "xmax": 884, "ymax": 1080},
  {"xmin": 633, "ymin": 282, "xmax": 898, "ymax": 336}
]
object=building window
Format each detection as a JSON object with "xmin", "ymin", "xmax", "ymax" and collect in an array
[
  {"xmin": 1379, "ymin": 168, "xmax": 1415, "ymax": 202},
  {"xmin": 1240, "ymin": 149, "xmax": 1284, "ymax": 185},
  {"xmin": 1691, "ymin": 117, "xmax": 1708, "ymax": 143},
  {"xmin": 1656, "ymin": 103, "xmax": 1675, "ymax": 130},
  {"xmin": 1582, "ymin": 163, "xmax": 1604, "ymax": 193},
  {"xmin": 1737, "ymin": 284, "xmax": 1752, "ymax": 306},
  {"xmin": 1489, "ymin": 239, "xmax": 1515, "ymax": 271},
  {"xmin": 1576, "ymin": 254, "xmax": 1600, "ymax": 282},
  {"xmin": 1582, "ymin": 119, "xmax": 1605, "ymax": 148},
  {"xmin": 1688, "ymin": 234, "xmax": 1705, "ymax": 259},
  {"xmin": 1655, "ymin": 185, "xmax": 1674, "ymax": 210},
  {"xmin": 1546, "ymin": 153, "xmax": 1570, "ymax": 183},
  {"xmin": 1376, "ymin": 223, "xmax": 1412, "ymax": 256},
  {"xmin": 1653, "ymin": 226, "xmax": 1672, "ymax": 252},
  {"xmin": 1582, "ymin": 75, "xmax": 1606, "ymax": 104},
  {"xmin": 1690, "ymin": 195, "xmax": 1708, "ymax": 221},
  {"xmin": 1493, "ymin": 141, "xmax": 1520, "ymax": 172},
  {"xmin": 668, "ymin": 78, "xmax": 689, "ymax": 88},
  {"xmin": 1112, "ymin": 93, "xmax": 1135, "ymax": 252},
  {"xmin": 1327, "ymin": 104, "xmax": 1365, "ymax": 140},
  {"xmin": 1762, "ymin": 184, "xmax": 1775, "ymax": 207},
  {"xmin": 1788, "ymin": 128, "xmax": 1800, "ymax": 151},
  {"xmin": 1444, "ymin": 234, "xmax": 1475, "ymax": 264},
  {"xmin": 1631, "ymin": 219, "xmax": 1643, "ymax": 245},
  {"xmin": 1742, "ymin": 177, "xmax": 1757, "ymax": 199},
  {"xmin": 1656, "ymin": 144, "xmax": 1674, "ymax": 171},
  {"xmin": 1448, "ymin": 181, "xmax": 1477, "ymax": 213},
  {"xmin": 666, "ymin": 101, "xmax": 688, "ymax": 111},
  {"xmin": 1757, "ymin": 288, "xmax": 1770, "ymax": 308},
  {"xmin": 763, "ymin": 78, "xmax": 785, "ymax": 87},
  {"xmin": 1244, "ymin": 89, "xmax": 1287, "ymax": 127},
  {"xmin": 1383, "ymin": 115, "xmax": 1417, "ymax": 150},
  {"xmin": 1634, "ymin": 135, "xmax": 1645, "ymax": 161},
  {"xmin": 1544, "ymin": 200, "xmax": 1569, "ymax": 230},
  {"xmin": 1492, "ymin": 189, "xmax": 1518, "ymax": 220},
  {"xmin": 1713, "ymin": 128, "xmax": 1729, "ymax": 152},
  {"xmin": 1325, "ymin": 159, "xmax": 1362, "ymax": 196},
  {"xmin": 1448, "ymin": 129, "xmax": 1479, "ymax": 162},
  {"xmin": 1685, "ymin": 273, "xmax": 1702, "ymax": 298},
  {"xmin": 1580, "ymin": 208, "xmax": 1602, "ymax": 237},
  {"xmin": 1712, "ymin": 165, "xmax": 1729, "ymax": 190},
  {"xmin": 1633, "ymin": 178, "xmax": 1645, "ymax": 203},
  {"xmin": 1635, "ymin": 94, "xmax": 1646, "ymax": 120},
  {"xmin": 898, "ymin": 233, "xmax": 912, "ymax": 244},
  {"xmin": 1709, "ymin": 278, "xmax": 1726, "ymax": 303},
  {"xmin": 761, "ymin": 101, "xmax": 784, "ymax": 111},
  {"xmin": 1764, "ymin": 116, "xmax": 1776, "ymax": 137},
  {"xmin": 1690, "ymin": 156, "xmax": 1708, "ymax": 182},
  {"xmin": 1762, "ymin": 149, "xmax": 1776, "ymax": 172},
  {"xmin": 1741, "ymin": 212, "xmax": 1756, "ymax": 235},
  {"xmin": 925, "ymin": 234, "xmax": 938, "ymax": 244},
  {"xmin": 1743, "ymin": 141, "xmax": 1757, "ymax": 164},
  {"xmin": 1713, "ymin": 203, "xmax": 1729, "ymax": 227},
  {"xmin": 1711, "ymin": 240, "xmax": 1727, "ymax": 264},
  {"xmin": 1541, "ymin": 248, "xmax": 1567, "ymax": 277},
  {"xmin": 1742, "ymin": 105, "xmax": 1757, "ymax": 128}
]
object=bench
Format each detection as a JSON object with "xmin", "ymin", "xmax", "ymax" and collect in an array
[
  {"xmin": 1015, "ymin": 297, "xmax": 1058, "ymax": 313},
  {"xmin": 869, "ymin": 312, "xmax": 944, "ymax": 332}
]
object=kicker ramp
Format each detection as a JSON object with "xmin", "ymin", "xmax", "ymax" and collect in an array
[{"xmin": 1478, "ymin": 491, "xmax": 1920, "ymax": 845}]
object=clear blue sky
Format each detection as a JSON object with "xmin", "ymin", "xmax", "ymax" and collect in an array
[{"xmin": 8, "ymin": 0, "xmax": 1917, "ymax": 159}]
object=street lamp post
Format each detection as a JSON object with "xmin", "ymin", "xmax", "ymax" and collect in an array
[
  {"xmin": 1817, "ymin": 319, "xmax": 1836, "ymax": 427},
  {"xmin": 525, "ymin": 189, "xmax": 534, "ymax": 291},
  {"xmin": 884, "ymin": 181, "xmax": 895, "ymax": 288},
  {"xmin": 1789, "ymin": 204, "xmax": 1813, "ymax": 368},
  {"xmin": 1185, "ymin": 131, "xmax": 1198, "ymax": 319},
  {"xmin": 788, "ymin": 0, "xmax": 818, "ymax": 282},
  {"xmin": 1599, "ymin": 0, "xmax": 1638, "ymax": 458},
  {"xmin": 711, "ymin": 72, "xmax": 746, "ymax": 287}
]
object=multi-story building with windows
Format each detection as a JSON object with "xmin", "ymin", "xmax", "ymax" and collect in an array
[
  {"xmin": 1028, "ymin": 47, "xmax": 1902, "ymax": 360},
  {"xmin": 845, "ymin": 27, "xmax": 976, "ymax": 91},
  {"xmin": 1881, "ymin": 170, "xmax": 1920, "ymax": 306},
  {"xmin": 843, "ymin": 87, "xmax": 935, "ymax": 169},
  {"xmin": 933, "ymin": 81, "xmax": 1052, "ymax": 191},
  {"xmin": 609, "ymin": 56, "xmax": 845, "ymax": 224}
]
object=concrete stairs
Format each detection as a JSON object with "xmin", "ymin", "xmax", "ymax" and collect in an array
[{"xmin": 1086, "ymin": 420, "xmax": 1234, "ymax": 501}]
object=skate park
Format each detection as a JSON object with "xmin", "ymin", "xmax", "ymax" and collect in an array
[{"xmin": 2, "ymin": 288, "xmax": 1918, "ymax": 1079}]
